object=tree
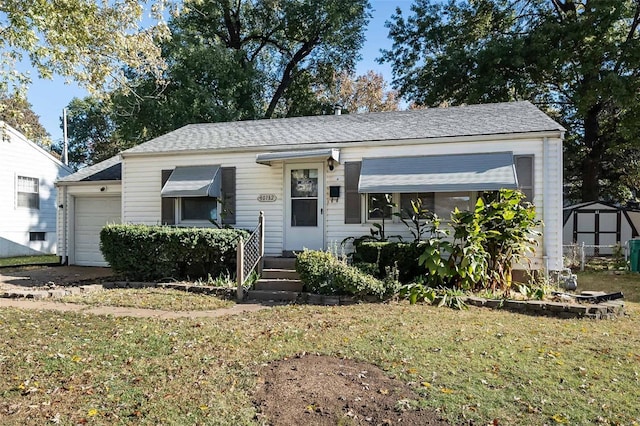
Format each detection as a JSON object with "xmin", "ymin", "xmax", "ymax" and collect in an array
[
  {"xmin": 63, "ymin": 97, "xmax": 121, "ymax": 170},
  {"xmin": 381, "ymin": 0, "xmax": 640, "ymax": 203},
  {"xmin": 330, "ymin": 70, "xmax": 399, "ymax": 113},
  {"xmin": 109, "ymin": 0, "xmax": 370, "ymax": 143},
  {"xmin": 0, "ymin": 0, "xmax": 169, "ymax": 95},
  {"xmin": 0, "ymin": 91, "xmax": 51, "ymax": 147}
]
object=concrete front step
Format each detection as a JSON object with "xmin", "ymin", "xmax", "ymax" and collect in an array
[
  {"xmin": 254, "ymin": 279, "xmax": 303, "ymax": 292},
  {"xmin": 263, "ymin": 257, "xmax": 296, "ymax": 270},
  {"xmin": 261, "ymin": 268, "xmax": 300, "ymax": 280},
  {"xmin": 246, "ymin": 290, "xmax": 299, "ymax": 302}
]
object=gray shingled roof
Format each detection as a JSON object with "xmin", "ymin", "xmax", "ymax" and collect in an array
[
  {"xmin": 123, "ymin": 101, "xmax": 564, "ymax": 155},
  {"xmin": 57, "ymin": 155, "xmax": 122, "ymax": 183}
]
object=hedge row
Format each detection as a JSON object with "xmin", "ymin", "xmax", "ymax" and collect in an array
[
  {"xmin": 100, "ymin": 225, "xmax": 248, "ymax": 281},
  {"xmin": 353, "ymin": 241, "xmax": 427, "ymax": 283},
  {"xmin": 295, "ymin": 249, "xmax": 400, "ymax": 299}
]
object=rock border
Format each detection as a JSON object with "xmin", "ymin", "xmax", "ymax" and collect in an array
[{"xmin": 464, "ymin": 296, "xmax": 625, "ymax": 319}]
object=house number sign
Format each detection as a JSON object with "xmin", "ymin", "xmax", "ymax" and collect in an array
[{"xmin": 257, "ymin": 194, "xmax": 277, "ymax": 202}]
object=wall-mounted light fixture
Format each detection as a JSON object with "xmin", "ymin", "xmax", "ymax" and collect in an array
[{"xmin": 327, "ymin": 157, "xmax": 335, "ymax": 171}]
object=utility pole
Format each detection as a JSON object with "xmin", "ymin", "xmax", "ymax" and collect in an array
[{"xmin": 62, "ymin": 108, "xmax": 68, "ymax": 165}]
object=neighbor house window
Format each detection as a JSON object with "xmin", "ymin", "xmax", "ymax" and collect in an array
[
  {"xmin": 17, "ymin": 176, "xmax": 39, "ymax": 209},
  {"xmin": 367, "ymin": 193, "xmax": 393, "ymax": 220},
  {"xmin": 29, "ymin": 232, "xmax": 46, "ymax": 241},
  {"xmin": 180, "ymin": 197, "xmax": 218, "ymax": 222}
]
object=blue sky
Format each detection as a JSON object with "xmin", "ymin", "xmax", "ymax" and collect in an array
[{"xmin": 25, "ymin": 0, "xmax": 412, "ymax": 143}]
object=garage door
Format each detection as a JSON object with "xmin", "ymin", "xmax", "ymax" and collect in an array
[{"xmin": 74, "ymin": 196, "xmax": 121, "ymax": 266}]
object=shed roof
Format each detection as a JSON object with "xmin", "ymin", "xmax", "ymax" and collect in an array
[{"xmin": 123, "ymin": 101, "xmax": 564, "ymax": 156}]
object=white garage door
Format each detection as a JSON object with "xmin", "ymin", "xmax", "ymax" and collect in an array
[{"xmin": 74, "ymin": 196, "xmax": 121, "ymax": 266}]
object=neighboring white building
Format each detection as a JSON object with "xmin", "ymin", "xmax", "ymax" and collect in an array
[
  {"xmin": 0, "ymin": 122, "xmax": 72, "ymax": 257},
  {"xmin": 57, "ymin": 101, "xmax": 565, "ymax": 272}
]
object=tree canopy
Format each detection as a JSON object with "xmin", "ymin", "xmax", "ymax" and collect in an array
[
  {"xmin": 0, "ymin": 0, "xmax": 169, "ymax": 95},
  {"xmin": 0, "ymin": 91, "xmax": 50, "ymax": 147},
  {"xmin": 382, "ymin": 0, "xmax": 640, "ymax": 203},
  {"xmin": 106, "ymin": 0, "xmax": 370, "ymax": 144}
]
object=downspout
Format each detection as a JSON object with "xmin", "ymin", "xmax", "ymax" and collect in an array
[
  {"xmin": 59, "ymin": 185, "xmax": 68, "ymax": 265},
  {"xmin": 542, "ymin": 136, "xmax": 550, "ymax": 278}
]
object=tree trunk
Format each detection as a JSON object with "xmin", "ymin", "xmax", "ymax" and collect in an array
[{"xmin": 580, "ymin": 104, "xmax": 603, "ymax": 202}]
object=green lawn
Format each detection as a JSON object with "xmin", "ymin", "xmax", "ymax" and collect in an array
[
  {"xmin": 0, "ymin": 255, "xmax": 59, "ymax": 267},
  {"xmin": 58, "ymin": 287, "xmax": 234, "ymax": 311},
  {"xmin": 0, "ymin": 301, "xmax": 638, "ymax": 425}
]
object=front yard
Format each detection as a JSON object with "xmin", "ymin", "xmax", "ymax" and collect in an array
[{"xmin": 1, "ymin": 299, "xmax": 638, "ymax": 425}]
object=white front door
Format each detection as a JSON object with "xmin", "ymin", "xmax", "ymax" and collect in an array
[{"xmin": 284, "ymin": 163, "xmax": 324, "ymax": 251}]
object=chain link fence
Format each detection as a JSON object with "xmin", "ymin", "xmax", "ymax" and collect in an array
[{"xmin": 563, "ymin": 242, "xmax": 627, "ymax": 271}]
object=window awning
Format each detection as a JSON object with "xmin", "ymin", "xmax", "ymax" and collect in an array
[
  {"xmin": 358, "ymin": 152, "xmax": 518, "ymax": 193},
  {"xmin": 161, "ymin": 165, "xmax": 221, "ymax": 198},
  {"xmin": 256, "ymin": 148, "xmax": 340, "ymax": 165}
]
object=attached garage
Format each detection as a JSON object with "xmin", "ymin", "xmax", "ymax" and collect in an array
[
  {"xmin": 55, "ymin": 156, "xmax": 122, "ymax": 266},
  {"xmin": 74, "ymin": 196, "xmax": 121, "ymax": 266}
]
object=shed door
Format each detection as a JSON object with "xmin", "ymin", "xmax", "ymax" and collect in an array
[
  {"xmin": 74, "ymin": 196, "xmax": 121, "ymax": 266},
  {"xmin": 284, "ymin": 163, "xmax": 324, "ymax": 251}
]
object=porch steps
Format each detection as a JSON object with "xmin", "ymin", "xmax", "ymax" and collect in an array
[{"xmin": 246, "ymin": 256, "xmax": 302, "ymax": 301}]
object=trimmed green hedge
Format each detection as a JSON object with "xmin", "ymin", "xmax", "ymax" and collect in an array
[
  {"xmin": 100, "ymin": 225, "xmax": 249, "ymax": 281},
  {"xmin": 354, "ymin": 241, "xmax": 427, "ymax": 282},
  {"xmin": 295, "ymin": 249, "xmax": 399, "ymax": 299}
]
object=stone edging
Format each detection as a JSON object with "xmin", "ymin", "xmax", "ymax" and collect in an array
[{"xmin": 464, "ymin": 296, "xmax": 625, "ymax": 319}]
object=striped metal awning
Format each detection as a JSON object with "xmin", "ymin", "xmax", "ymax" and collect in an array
[
  {"xmin": 358, "ymin": 152, "xmax": 518, "ymax": 193},
  {"xmin": 161, "ymin": 165, "xmax": 221, "ymax": 198}
]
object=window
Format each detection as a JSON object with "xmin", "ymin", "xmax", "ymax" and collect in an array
[
  {"xmin": 434, "ymin": 192, "xmax": 471, "ymax": 219},
  {"xmin": 367, "ymin": 193, "xmax": 393, "ymax": 220},
  {"xmin": 400, "ymin": 193, "xmax": 435, "ymax": 218},
  {"xmin": 364, "ymin": 192, "xmax": 474, "ymax": 222},
  {"xmin": 181, "ymin": 197, "xmax": 218, "ymax": 222},
  {"xmin": 17, "ymin": 176, "xmax": 39, "ymax": 209},
  {"xmin": 29, "ymin": 232, "xmax": 46, "ymax": 241}
]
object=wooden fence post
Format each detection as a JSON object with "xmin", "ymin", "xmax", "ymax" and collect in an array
[
  {"xmin": 258, "ymin": 211, "xmax": 265, "ymax": 274},
  {"xmin": 236, "ymin": 237, "xmax": 244, "ymax": 301}
]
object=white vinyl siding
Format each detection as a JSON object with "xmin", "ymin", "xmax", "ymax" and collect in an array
[
  {"xmin": 0, "ymin": 124, "xmax": 71, "ymax": 257},
  {"xmin": 119, "ymin": 135, "xmax": 563, "ymax": 270},
  {"xmin": 123, "ymin": 153, "xmax": 284, "ymax": 256},
  {"xmin": 325, "ymin": 138, "xmax": 558, "ymax": 271}
]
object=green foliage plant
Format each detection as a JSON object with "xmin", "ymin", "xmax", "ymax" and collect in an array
[
  {"xmin": 100, "ymin": 224, "xmax": 248, "ymax": 281},
  {"xmin": 399, "ymin": 283, "xmax": 467, "ymax": 310},
  {"xmin": 453, "ymin": 190, "xmax": 541, "ymax": 293},
  {"xmin": 393, "ymin": 196, "xmax": 434, "ymax": 242},
  {"xmin": 295, "ymin": 249, "xmax": 396, "ymax": 299}
]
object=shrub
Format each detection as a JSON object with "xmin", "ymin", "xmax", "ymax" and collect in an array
[
  {"xmin": 100, "ymin": 225, "xmax": 248, "ymax": 281},
  {"xmin": 295, "ymin": 249, "xmax": 396, "ymax": 299},
  {"xmin": 354, "ymin": 241, "xmax": 427, "ymax": 282}
]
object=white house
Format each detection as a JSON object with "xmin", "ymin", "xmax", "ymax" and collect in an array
[
  {"xmin": 0, "ymin": 122, "xmax": 72, "ymax": 257},
  {"xmin": 57, "ymin": 101, "xmax": 565, "ymax": 272}
]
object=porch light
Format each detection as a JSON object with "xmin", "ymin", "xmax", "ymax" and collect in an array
[{"xmin": 327, "ymin": 157, "xmax": 335, "ymax": 171}]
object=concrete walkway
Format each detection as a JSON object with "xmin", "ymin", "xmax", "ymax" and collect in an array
[{"xmin": 0, "ymin": 298, "xmax": 271, "ymax": 319}]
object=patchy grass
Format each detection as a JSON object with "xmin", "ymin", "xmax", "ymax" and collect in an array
[
  {"xmin": 58, "ymin": 288, "xmax": 234, "ymax": 311},
  {"xmin": 0, "ymin": 302, "xmax": 638, "ymax": 425},
  {"xmin": 577, "ymin": 271, "xmax": 640, "ymax": 303},
  {"xmin": 0, "ymin": 255, "xmax": 58, "ymax": 267}
]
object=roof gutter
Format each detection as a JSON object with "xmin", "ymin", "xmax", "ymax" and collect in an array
[{"xmin": 55, "ymin": 179, "xmax": 122, "ymax": 187}]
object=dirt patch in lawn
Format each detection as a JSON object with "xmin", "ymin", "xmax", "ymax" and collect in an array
[
  {"xmin": 0, "ymin": 265, "xmax": 114, "ymax": 289},
  {"xmin": 254, "ymin": 354, "xmax": 448, "ymax": 425}
]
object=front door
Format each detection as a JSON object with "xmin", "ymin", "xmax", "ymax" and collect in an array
[{"xmin": 284, "ymin": 163, "xmax": 324, "ymax": 251}]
